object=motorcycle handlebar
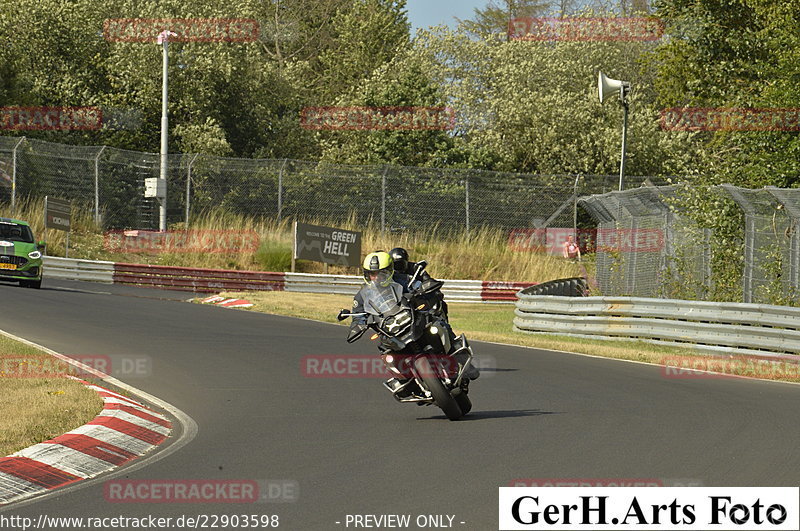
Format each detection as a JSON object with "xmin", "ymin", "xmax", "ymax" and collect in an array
[{"xmin": 337, "ymin": 309, "xmax": 367, "ymax": 321}]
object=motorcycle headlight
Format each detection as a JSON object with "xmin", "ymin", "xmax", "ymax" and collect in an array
[
  {"xmin": 381, "ymin": 310, "xmax": 413, "ymax": 336},
  {"xmin": 28, "ymin": 251, "xmax": 41, "ymax": 260}
]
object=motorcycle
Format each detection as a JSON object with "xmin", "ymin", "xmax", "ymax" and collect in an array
[{"xmin": 337, "ymin": 262, "xmax": 477, "ymax": 421}]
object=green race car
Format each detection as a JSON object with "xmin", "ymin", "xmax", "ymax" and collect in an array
[{"xmin": 0, "ymin": 218, "xmax": 44, "ymax": 289}]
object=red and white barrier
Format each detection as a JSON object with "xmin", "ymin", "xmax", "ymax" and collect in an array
[{"xmin": 43, "ymin": 257, "xmax": 535, "ymax": 303}]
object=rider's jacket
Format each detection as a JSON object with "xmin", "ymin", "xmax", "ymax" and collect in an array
[{"xmin": 350, "ymin": 270, "xmax": 446, "ymax": 327}]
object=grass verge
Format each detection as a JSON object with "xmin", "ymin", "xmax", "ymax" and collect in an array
[
  {"xmin": 208, "ymin": 291, "xmax": 800, "ymax": 384},
  {"xmin": 0, "ymin": 334, "xmax": 104, "ymax": 457}
]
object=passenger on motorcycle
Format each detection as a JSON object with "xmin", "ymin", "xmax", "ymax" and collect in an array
[{"xmin": 389, "ymin": 247, "xmax": 449, "ymax": 321}]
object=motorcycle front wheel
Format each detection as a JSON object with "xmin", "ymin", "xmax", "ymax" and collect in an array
[
  {"xmin": 455, "ymin": 393, "xmax": 472, "ymax": 415},
  {"xmin": 414, "ymin": 356, "xmax": 463, "ymax": 421}
]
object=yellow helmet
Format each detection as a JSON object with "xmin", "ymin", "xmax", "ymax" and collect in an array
[{"xmin": 362, "ymin": 251, "xmax": 394, "ymax": 286}]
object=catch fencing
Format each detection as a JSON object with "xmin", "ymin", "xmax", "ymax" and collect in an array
[
  {"xmin": 0, "ymin": 135, "xmax": 661, "ymax": 232},
  {"xmin": 578, "ymin": 185, "xmax": 711, "ymax": 300},
  {"xmin": 7, "ymin": 136, "xmax": 800, "ymax": 306},
  {"xmin": 577, "ymin": 183, "xmax": 800, "ymax": 306}
]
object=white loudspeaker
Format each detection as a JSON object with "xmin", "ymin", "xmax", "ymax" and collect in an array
[{"xmin": 598, "ymin": 71, "xmax": 629, "ymax": 103}]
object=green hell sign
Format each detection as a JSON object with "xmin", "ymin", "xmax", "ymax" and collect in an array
[{"xmin": 293, "ymin": 222, "xmax": 362, "ymax": 267}]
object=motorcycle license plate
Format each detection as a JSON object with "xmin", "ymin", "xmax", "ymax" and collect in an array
[{"xmin": 0, "ymin": 263, "xmax": 16, "ymax": 270}]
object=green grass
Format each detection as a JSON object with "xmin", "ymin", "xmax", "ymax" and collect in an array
[{"xmin": 0, "ymin": 334, "xmax": 104, "ymax": 456}]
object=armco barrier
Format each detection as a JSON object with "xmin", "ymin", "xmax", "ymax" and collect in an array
[
  {"xmin": 43, "ymin": 256, "xmax": 114, "ymax": 283},
  {"xmin": 42, "ymin": 257, "xmax": 534, "ymax": 302},
  {"xmin": 514, "ymin": 294, "xmax": 800, "ymax": 359}
]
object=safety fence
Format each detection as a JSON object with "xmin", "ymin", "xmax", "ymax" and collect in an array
[
  {"xmin": 42, "ymin": 256, "xmax": 533, "ymax": 302},
  {"xmin": 514, "ymin": 292, "xmax": 800, "ymax": 359},
  {"xmin": 577, "ymin": 183, "xmax": 800, "ymax": 306},
  {"xmin": 0, "ymin": 135, "xmax": 662, "ymax": 232}
]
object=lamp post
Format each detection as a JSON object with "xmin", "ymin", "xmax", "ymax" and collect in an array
[
  {"xmin": 157, "ymin": 30, "xmax": 176, "ymax": 231},
  {"xmin": 598, "ymin": 71, "xmax": 631, "ymax": 191}
]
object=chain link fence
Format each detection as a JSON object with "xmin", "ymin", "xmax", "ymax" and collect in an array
[
  {"xmin": 8, "ymin": 136, "xmax": 800, "ymax": 306},
  {"xmin": 578, "ymin": 184, "xmax": 800, "ymax": 305},
  {"xmin": 579, "ymin": 185, "xmax": 711, "ymax": 299},
  {"xmin": 0, "ymin": 135, "xmax": 659, "ymax": 233},
  {"xmin": 715, "ymin": 185, "xmax": 800, "ymax": 305}
]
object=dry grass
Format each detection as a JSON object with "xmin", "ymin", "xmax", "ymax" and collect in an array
[
  {"xmin": 0, "ymin": 335, "xmax": 104, "ymax": 456},
  {"xmin": 0, "ymin": 200, "xmax": 584, "ymax": 283},
  {"xmin": 210, "ymin": 291, "xmax": 800, "ymax": 384}
]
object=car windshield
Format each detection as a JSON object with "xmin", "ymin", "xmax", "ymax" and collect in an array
[
  {"xmin": 0, "ymin": 223, "xmax": 34, "ymax": 243},
  {"xmin": 362, "ymin": 282, "xmax": 403, "ymax": 316}
]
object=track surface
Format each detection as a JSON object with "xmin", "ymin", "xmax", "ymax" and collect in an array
[{"xmin": 1, "ymin": 278, "xmax": 799, "ymax": 529}]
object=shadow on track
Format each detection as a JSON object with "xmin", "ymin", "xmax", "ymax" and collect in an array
[{"xmin": 417, "ymin": 409, "xmax": 557, "ymax": 421}]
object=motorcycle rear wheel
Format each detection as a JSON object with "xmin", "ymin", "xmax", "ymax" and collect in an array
[{"xmin": 414, "ymin": 356, "xmax": 463, "ymax": 421}]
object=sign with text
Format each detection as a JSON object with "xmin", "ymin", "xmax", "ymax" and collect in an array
[
  {"xmin": 293, "ymin": 222, "xmax": 361, "ymax": 267},
  {"xmin": 44, "ymin": 196, "xmax": 71, "ymax": 231}
]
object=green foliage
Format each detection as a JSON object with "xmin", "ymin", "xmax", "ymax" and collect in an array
[
  {"xmin": 456, "ymin": 0, "xmax": 560, "ymax": 37},
  {"xmin": 408, "ymin": 21, "xmax": 703, "ymax": 175}
]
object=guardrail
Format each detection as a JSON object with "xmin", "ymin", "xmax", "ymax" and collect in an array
[
  {"xmin": 43, "ymin": 256, "xmax": 114, "ymax": 283},
  {"xmin": 513, "ymin": 294, "xmax": 800, "ymax": 359},
  {"xmin": 43, "ymin": 256, "xmax": 534, "ymax": 302}
]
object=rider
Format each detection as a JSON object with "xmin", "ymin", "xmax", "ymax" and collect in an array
[
  {"xmin": 351, "ymin": 250, "xmax": 478, "ymax": 381},
  {"xmin": 349, "ymin": 250, "xmax": 398, "ymax": 330}
]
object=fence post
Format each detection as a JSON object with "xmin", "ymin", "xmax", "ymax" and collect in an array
[
  {"xmin": 381, "ymin": 165, "xmax": 388, "ymax": 232},
  {"xmin": 185, "ymin": 153, "xmax": 199, "ymax": 226},
  {"xmin": 94, "ymin": 146, "xmax": 106, "ymax": 226},
  {"xmin": 278, "ymin": 158, "xmax": 287, "ymax": 220},
  {"xmin": 465, "ymin": 175, "xmax": 470, "ymax": 233},
  {"xmin": 10, "ymin": 137, "xmax": 25, "ymax": 212}
]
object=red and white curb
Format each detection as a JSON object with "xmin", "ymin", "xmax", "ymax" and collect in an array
[
  {"xmin": 0, "ymin": 379, "xmax": 172, "ymax": 506},
  {"xmin": 200, "ymin": 295, "xmax": 254, "ymax": 308}
]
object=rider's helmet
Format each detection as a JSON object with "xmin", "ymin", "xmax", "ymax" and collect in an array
[
  {"xmin": 362, "ymin": 251, "xmax": 394, "ymax": 287},
  {"xmin": 389, "ymin": 247, "xmax": 409, "ymax": 273}
]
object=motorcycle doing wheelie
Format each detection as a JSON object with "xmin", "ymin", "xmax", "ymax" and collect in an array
[{"xmin": 337, "ymin": 264, "xmax": 478, "ymax": 420}]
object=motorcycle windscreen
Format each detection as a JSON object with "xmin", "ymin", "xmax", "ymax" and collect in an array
[{"xmin": 362, "ymin": 282, "xmax": 404, "ymax": 316}]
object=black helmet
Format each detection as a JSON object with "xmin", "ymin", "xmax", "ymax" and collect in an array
[{"xmin": 389, "ymin": 247, "xmax": 409, "ymax": 273}]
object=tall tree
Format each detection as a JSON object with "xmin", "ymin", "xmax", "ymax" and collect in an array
[
  {"xmin": 457, "ymin": 0, "xmax": 567, "ymax": 37},
  {"xmin": 317, "ymin": 0, "xmax": 410, "ymax": 102}
]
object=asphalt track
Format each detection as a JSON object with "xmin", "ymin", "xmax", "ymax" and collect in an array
[{"xmin": 1, "ymin": 277, "xmax": 800, "ymax": 530}]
